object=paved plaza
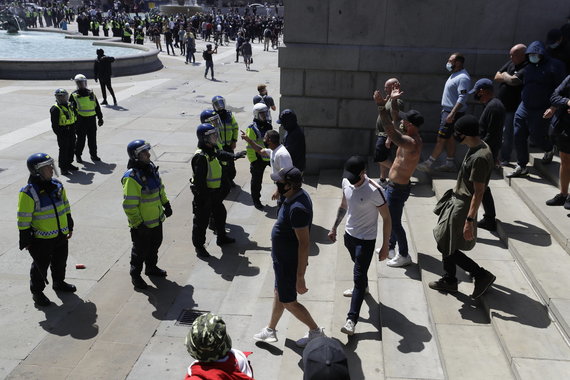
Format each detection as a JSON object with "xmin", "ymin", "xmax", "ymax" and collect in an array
[{"xmin": 2, "ymin": 24, "xmax": 570, "ymax": 380}]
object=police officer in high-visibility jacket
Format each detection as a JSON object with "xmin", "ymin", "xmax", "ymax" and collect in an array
[
  {"xmin": 246, "ymin": 103, "xmax": 272, "ymax": 210},
  {"xmin": 122, "ymin": 140, "xmax": 172, "ymax": 289},
  {"xmin": 18, "ymin": 153, "xmax": 76, "ymax": 307},
  {"xmin": 191, "ymin": 124, "xmax": 246, "ymax": 258},
  {"xmin": 50, "ymin": 88, "xmax": 78, "ymax": 175},
  {"xmin": 70, "ymin": 74, "xmax": 104, "ymax": 164},
  {"xmin": 212, "ymin": 96, "xmax": 240, "ymax": 185}
]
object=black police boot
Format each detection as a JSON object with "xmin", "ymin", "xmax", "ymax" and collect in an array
[
  {"xmin": 217, "ymin": 235, "xmax": 235, "ymax": 246},
  {"xmin": 145, "ymin": 266, "xmax": 167, "ymax": 277},
  {"xmin": 91, "ymin": 156, "xmax": 101, "ymax": 162},
  {"xmin": 61, "ymin": 168, "xmax": 71, "ymax": 175},
  {"xmin": 53, "ymin": 281, "xmax": 77, "ymax": 292},
  {"xmin": 101, "ymin": 99, "xmax": 108, "ymax": 105},
  {"xmin": 196, "ymin": 245, "xmax": 211, "ymax": 258},
  {"xmin": 76, "ymin": 155, "xmax": 83, "ymax": 163},
  {"xmin": 32, "ymin": 292, "xmax": 51, "ymax": 307},
  {"xmin": 68, "ymin": 164, "xmax": 79, "ymax": 171},
  {"xmin": 131, "ymin": 275, "xmax": 148, "ymax": 289}
]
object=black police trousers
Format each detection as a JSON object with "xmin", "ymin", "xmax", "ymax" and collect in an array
[
  {"xmin": 250, "ymin": 159, "xmax": 268, "ymax": 203},
  {"xmin": 28, "ymin": 235, "xmax": 68, "ymax": 294},
  {"xmin": 192, "ymin": 190, "xmax": 227, "ymax": 248},
  {"xmin": 130, "ymin": 224, "xmax": 163, "ymax": 276},
  {"xmin": 222, "ymin": 144, "xmax": 237, "ymax": 182},
  {"xmin": 75, "ymin": 116, "xmax": 97, "ymax": 158},
  {"xmin": 57, "ymin": 128, "xmax": 76, "ymax": 169}
]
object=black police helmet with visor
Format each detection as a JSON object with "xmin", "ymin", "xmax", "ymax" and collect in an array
[
  {"xmin": 54, "ymin": 88, "xmax": 69, "ymax": 105},
  {"xmin": 197, "ymin": 123, "xmax": 219, "ymax": 147},
  {"xmin": 127, "ymin": 139, "xmax": 156, "ymax": 163},
  {"xmin": 211, "ymin": 96, "xmax": 226, "ymax": 112},
  {"xmin": 27, "ymin": 153, "xmax": 59, "ymax": 179},
  {"xmin": 200, "ymin": 109, "xmax": 223, "ymax": 132}
]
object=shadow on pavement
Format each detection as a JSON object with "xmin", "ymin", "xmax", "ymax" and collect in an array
[
  {"xmin": 39, "ymin": 293, "xmax": 99, "ymax": 340},
  {"xmin": 254, "ymin": 341, "xmax": 283, "ymax": 356},
  {"xmin": 106, "ymin": 105, "xmax": 129, "ymax": 111},
  {"xmin": 82, "ymin": 160, "xmax": 117, "ymax": 175},
  {"xmin": 381, "ymin": 301, "xmax": 433, "ymax": 353},
  {"xmin": 498, "ymin": 220, "xmax": 551, "ymax": 246},
  {"xmin": 64, "ymin": 170, "xmax": 95, "ymax": 185},
  {"xmin": 143, "ymin": 277, "xmax": 196, "ymax": 321}
]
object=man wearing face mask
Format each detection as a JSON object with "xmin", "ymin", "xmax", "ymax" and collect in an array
[
  {"xmin": 122, "ymin": 140, "xmax": 172, "ymax": 289},
  {"xmin": 191, "ymin": 124, "xmax": 246, "ymax": 258},
  {"xmin": 430, "ymin": 115, "xmax": 496, "ymax": 299},
  {"xmin": 245, "ymin": 103, "xmax": 272, "ymax": 210},
  {"xmin": 469, "ymin": 79, "xmax": 505, "ymax": 231},
  {"xmin": 18, "ymin": 153, "xmax": 75, "ymax": 307},
  {"xmin": 546, "ymin": 28, "xmax": 570, "ymax": 74},
  {"xmin": 507, "ymin": 41, "xmax": 566, "ymax": 178},
  {"xmin": 328, "ymin": 156, "xmax": 391, "ymax": 335},
  {"xmin": 278, "ymin": 109, "xmax": 306, "ymax": 172},
  {"xmin": 418, "ymin": 53, "xmax": 471, "ymax": 173}
]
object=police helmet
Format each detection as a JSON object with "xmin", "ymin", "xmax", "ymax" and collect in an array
[
  {"xmin": 27, "ymin": 153, "xmax": 56, "ymax": 177},
  {"xmin": 197, "ymin": 123, "xmax": 218, "ymax": 146},
  {"xmin": 211, "ymin": 95, "xmax": 225, "ymax": 112},
  {"xmin": 253, "ymin": 102, "xmax": 269, "ymax": 121},
  {"xmin": 73, "ymin": 74, "xmax": 87, "ymax": 82},
  {"xmin": 54, "ymin": 88, "xmax": 69, "ymax": 104},
  {"xmin": 127, "ymin": 139, "xmax": 151, "ymax": 161}
]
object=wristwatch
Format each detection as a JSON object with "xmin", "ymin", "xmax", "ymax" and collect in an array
[{"xmin": 466, "ymin": 217, "xmax": 475, "ymax": 222}]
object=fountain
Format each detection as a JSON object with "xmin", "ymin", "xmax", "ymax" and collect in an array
[{"xmin": 0, "ymin": 9, "xmax": 25, "ymax": 34}]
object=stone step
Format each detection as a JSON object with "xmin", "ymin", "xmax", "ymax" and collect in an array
[
  {"xmin": 405, "ymin": 185, "xmax": 516, "ymax": 380},
  {"xmin": 431, "ymin": 177, "xmax": 570, "ymax": 371}
]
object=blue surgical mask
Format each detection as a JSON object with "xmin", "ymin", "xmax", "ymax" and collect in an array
[
  {"xmin": 446, "ymin": 62, "xmax": 454, "ymax": 72},
  {"xmin": 529, "ymin": 54, "xmax": 540, "ymax": 64}
]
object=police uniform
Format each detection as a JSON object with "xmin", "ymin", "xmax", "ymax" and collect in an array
[
  {"xmin": 218, "ymin": 110, "xmax": 239, "ymax": 185},
  {"xmin": 50, "ymin": 102, "xmax": 76, "ymax": 171},
  {"xmin": 18, "ymin": 172, "xmax": 74, "ymax": 301},
  {"xmin": 123, "ymin": 26, "xmax": 133, "ymax": 43},
  {"xmin": 70, "ymin": 88, "xmax": 103, "ymax": 162},
  {"xmin": 122, "ymin": 160, "xmax": 170, "ymax": 286},
  {"xmin": 245, "ymin": 120, "xmax": 271, "ymax": 207}
]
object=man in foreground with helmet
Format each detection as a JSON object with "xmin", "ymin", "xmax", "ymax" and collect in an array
[
  {"xmin": 211, "ymin": 95, "xmax": 240, "ymax": 187},
  {"xmin": 50, "ymin": 89, "xmax": 79, "ymax": 176},
  {"xmin": 184, "ymin": 312, "xmax": 254, "ymax": 379},
  {"xmin": 18, "ymin": 153, "xmax": 76, "ymax": 306},
  {"xmin": 430, "ymin": 115, "xmax": 496, "ymax": 299},
  {"xmin": 191, "ymin": 124, "xmax": 245, "ymax": 258},
  {"xmin": 70, "ymin": 74, "xmax": 104, "ymax": 164},
  {"xmin": 245, "ymin": 103, "xmax": 272, "ymax": 210},
  {"xmin": 122, "ymin": 140, "xmax": 172, "ymax": 289},
  {"xmin": 253, "ymin": 167, "xmax": 325, "ymax": 348}
]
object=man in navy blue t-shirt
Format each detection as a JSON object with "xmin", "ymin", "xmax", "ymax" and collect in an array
[{"xmin": 253, "ymin": 167, "xmax": 325, "ymax": 348}]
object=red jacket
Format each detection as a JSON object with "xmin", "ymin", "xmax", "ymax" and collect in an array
[{"xmin": 184, "ymin": 351, "xmax": 254, "ymax": 380}]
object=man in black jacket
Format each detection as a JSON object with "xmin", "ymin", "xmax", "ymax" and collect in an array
[
  {"xmin": 94, "ymin": 49, "xmax": 117, "ymax": 106},
  {"xmin": 278, "ymin": 109, "xmax": 306, "ymax": 172}
]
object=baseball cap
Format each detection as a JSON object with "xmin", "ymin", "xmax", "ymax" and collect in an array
[
  {"xmin": 185, "ymin": 313, "xmax": 232, "ymax": 362},
  {"xmin": 468, "ymin": 78, "xmax": 493, "ymax": 94},
  {"xmin": 303, "ymin": 336, "xmax": 350, "ymax": 380},
  {"xmin": 343, "ymin": 156, "xmax": 366, "ymax": 184},
  {"xmin": 270, "ymin": 166, "xmax": 303, "ymax": 183},
  {"xmin": 398, "ymin": 109, "xmax": 424, "ymax": 127},
  {"xmin": 454, "ymin": 114, "xmax": 480, "ymax": 137},
  {"xmin": 277, "ymin": 109, "xmax": 297, "ymax": 125},
  {"xmin": 546, "ymin": 28, "xmax": 562, "ymax": 44}
]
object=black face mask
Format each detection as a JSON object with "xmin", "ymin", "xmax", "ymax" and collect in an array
[
  {"xmin": 474, "ymin": 93, "xmax": 481, "ymax": 101},
  {"xmin": 263, "ymin": 142, "xmax": 269, "ymax": 148},
  {"xmin": 276, "ymin": 182, "xmax": 289, "ymax": 196},
  {"xmin": 453, "ymin": 133, "xmax": 465, "ymax": 143}
]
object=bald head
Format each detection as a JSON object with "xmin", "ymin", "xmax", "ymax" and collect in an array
[
  {"xmin": 384, "ymin": 78, "xmax": 400, "ymax": 94},
  {"xmin": 510, "ymin": 44, "xmax": 527, "ymax": 65}
]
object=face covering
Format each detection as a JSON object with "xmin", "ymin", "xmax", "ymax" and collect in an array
[
  {"xmin": 446, "ymin": 62, "xmax": 454, "ymax": 72},
  {"xmin": 550, "ymin": 42, "xmax": 561, "ymax": 49},
  {"xmin": 474, "ymin": 93, "xmax": 481, "ymax": 101},
  {"xmin": 276, "ymin": 182, "xmax": 289, "ymax": 196},
  {"xmin": 453, "ymin": 133, "xmax": 465, "ymax": 143},
  {"xmin": 529, "ymin": 54, "xmax": 540, "ymax": 64}
]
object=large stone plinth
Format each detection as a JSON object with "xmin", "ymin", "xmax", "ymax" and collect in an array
[{"xmin": 279, "ymin": 0, "xmax": 569, "ymax": 173}]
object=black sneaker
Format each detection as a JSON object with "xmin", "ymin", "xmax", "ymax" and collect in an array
[
  {"xmin": 145, "ymin": 266, "xmax": 167, "ymax": 277},
  {"xmin": 542, "ymin": 150, "xmax": 554, "ymax": 164},
  {"xmin": 546, "ymin": 193, "xmax": 567, "ymax": 206},
  {"xmin": 217, "ymin": 235, "xmax": 235, "ymax": 246},
  {"xmin": 61, "ymin": 169, "xmax": 71, "ymax": 175},
  {"xmin": 472, "ymin": 269, "xmax": 496, "ymax": 299},
  {"xmin": 91, "ymin": 156, "xmax": 101, "ymax": 162},
  {"xmin": 76, "ymin": 155, "xmax": 83, "ymax": 164},
  {"xmin": 477, "ymin": 217, "xmax": 497, "ymax": 232},
  {"xmin": 101, "ymin": 100, "xmax": 108, "ymax": 105},
  {"xmin": 53, "ymin": 281, "xmax": 77, "ymax": 292},
  {"xmin": 131, "ymin": 275, "xmax": 148, "ymax": 289},
  {"xmin": 565, "ymin": 196, "xmax": 570, "ymax": 210},
  {"xmin": 196, "ymin": 246, "xmax": 211, "ymax": 258},
  {"xmin": 68, "ymin": 164, "xmax": 79, "ymax": 171},
  {"xmin": 32, "ymin": 292, "xmax": 51, "ymax": 306},
  {"xmin": 428, "ymin": 277, "xmax": 458, "ymax": 293}
]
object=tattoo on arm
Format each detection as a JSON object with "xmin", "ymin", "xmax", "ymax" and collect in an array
[{"xmin": 333, "ymin": 207, "xmax": 347, "ymax": 229}]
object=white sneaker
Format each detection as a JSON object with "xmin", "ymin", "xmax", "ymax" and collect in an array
[
  {"xmin": 295, "ymin": 327, "xmax": 325, "ymax": 348},
  {"xmin": 375, "ymin": 247, "xmax": 396, "ymax": 259},
  {"xmin": 342, "ymin": 287, "xmax": 369, "ymax": 297},
  {"xmin": 340, "ymin": 319, "xmax": 355, "ymax": 336},
  {"xmin": 387, "ymin": 253, "xmax": 412, "ymax": 267},
  {"xmin": 253, "ymin": 327, "xmax": 278, "ymax": 343},
  {"xmin": 416, "ymin": 160, "xmax": 433, "ymax": 173}
]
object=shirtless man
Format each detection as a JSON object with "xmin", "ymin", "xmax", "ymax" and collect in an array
[{"xmin": 375, "ymin": 87, "xmax": 424, "ymax": 267}]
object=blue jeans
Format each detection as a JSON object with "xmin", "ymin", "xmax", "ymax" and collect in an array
[
  {"xmin": 344, "ymin": 233, "xmax": 375, "ymax": 323},
  {"xmin": 386, "ymin": 182, "xmax": 411, "ymax": 257},
  {"xmin": 500, "ymin": 111, "xmax": 515, "ymax": 162},
  {"xmin": 514, "ymin": 103, "xmax": 553, "ymax": 167}
]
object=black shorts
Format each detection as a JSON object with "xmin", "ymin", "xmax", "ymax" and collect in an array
[
  {"xmin": 374, "ymin": 135, "xmax": 390, "ymax": 162},
  {"xmin": 555, "ymin": 133, "xmax": 570, "ymax": 154},
  {"xmin": 438, "ymin": 111, "xmax": 465, "ymax": 139},
  {"xmin": 272, "ymin": 247, "xmax": 298, "ymax": 303}
]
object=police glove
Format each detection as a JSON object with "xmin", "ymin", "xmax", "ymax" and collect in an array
[
  {"xmin": 98, "ymin": 119, "xmax": 104, "ymax": 127},
  {"xmin": 163, "ymin": 202, "xmax": 173, "ymax": 218},
  {"xmin": 19, "ymin": 229, "xmax": 34, "ymax": 251},
  {"xmin": 234, "ymin": 150, "xmax": 246, "ymax": 160}
]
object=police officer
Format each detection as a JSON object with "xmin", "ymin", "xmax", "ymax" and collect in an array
[
  {"xmin": 70, "ymin": 74, "xmax": 103, "ymax": 163},
  {"xmin": 122, "ymin": 140, "xmax": 172, "ymax": 289},
  {"xmin": 50, "ymin": 89, "xmax": 78, "ymax": 175},
  {"xmin": 123, "ymin": 22, "xmax": 133, "ymax": 43},
  {"xmin": 211, "ymin": 96, "xmax": 239, "ymax": 186},
  {"xmin": 246, "ymin": 103, "xmax": 272, "ymax": 210},
  {"xmin": 18, "ymin": 153, "xmax": 76, "ymax": 307},
  {"xmin": 135, "ymin": 26, "xmax": 145, "ymax": 45},
  {"xmin": 90, "ymin": 18, "xmax": 100, "ymax": 36},
  {"xmin": 191, "ymin": 124, "xmax": 245, "ymax": 258}
]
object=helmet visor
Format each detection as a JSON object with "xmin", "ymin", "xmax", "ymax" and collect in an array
[
  {"xmin": 204, "ymin": 129, "xmax": 219, "ymax": 146},
  {"xmin": 35, "ymin": 158, "xmax": 59, "ymax": 178},
  {"xmin": 205, "ymin": 114, "xmax": 223, "ymax": 131},
  {"xmin": 212, "ymin": 98, "xmax": 225, "ymax": 111},
  {"xmin": 134, "ymin": 143, "xmax": 157, "ymax": 163}
]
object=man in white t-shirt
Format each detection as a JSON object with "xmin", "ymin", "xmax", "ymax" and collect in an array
[
  {"xmin": 241, "ymin": 129, "xmax": 292, "ymax": 205},
  {"xmin": 328, "ymin": 156, "xmax": 391, "ymax": 336}
]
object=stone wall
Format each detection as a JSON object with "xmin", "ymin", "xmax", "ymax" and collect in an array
[{"xmin": 279, "ymin": 0, "xmax": 570, "ymax": 173}]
